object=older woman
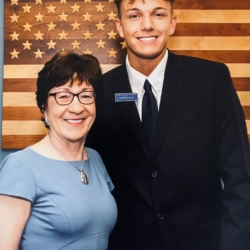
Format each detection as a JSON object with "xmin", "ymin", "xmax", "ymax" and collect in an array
[{"xmin": 0, "ymin": 51, "xmax": 117, "ymax": 250}]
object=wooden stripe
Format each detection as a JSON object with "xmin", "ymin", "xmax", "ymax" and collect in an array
[
  {"xmin": 247, "ymin": 120, "xmax": 250, "ymax": 135},
  {"xmin": 175, "ymin": 0, "xmax": 250, "ymax": 9},
  {"xmin": 3, "ymin": 63, "xmax": 250, "ymax": 79},
  {"xmin": 174, "ymin": 10, "xmax": 250, "ymax": 23},
  {"xmin": 3, "ymin": 91, "xmax": 250, "ymax": 107},
  {"xmin": 237, "ymin": 92, "xmax": 250, "ymax": 106},
  {"xmin": 3, "ymin": 106, "xmax": 249, "ymax": 121},
  {"xmin": 3, "ymin": 93, "xmax": 36, "ymax": 106},
  {"xmin": 168, "ymin": 37, "xmax": 250, "ymax": 51},
  {"xmin": 3, "ymin": 77, "xmax": 250, "ymax": 93},
  {"xmin": 2, "ymin": 135, "xmax": 44, "ymax": 150},
  {"xmin": 2, "ymin": 121, "xmax": 47, "ymax": 135},
  {"xmin": 2, "ymin": 107, "xmax": 41, "ymax": 120},
  {"xmin": 4, "ymin": 79, "xmax": 37, "ymax": 92},
  {"xmin": 174, "ymin": 24, "xmax": 250, "ymax": 36},
  {"xmin": 233, "ymin": 78, "xmax": 250, "ymax": 91},
  {"xmin": 243, "ymin": 107, "xmax": 250, "ymax": 120},
  {"xmin": 2, "ymin": 120, "xmax": 249, "ymax": 137},
  {"xmin": 226, "ymin": 64, "xmax": 250, "ymax": 78},
  {"xmin": 3, "ymin": 133, "xmax": 250, "ymax": 150},
  {"xmin": 3, "ymin": 64, "xmax": 120, "ymax": 78},
  {"xmin": 172, "ymin": 51, "xmax": 250, "ymax": 63}
]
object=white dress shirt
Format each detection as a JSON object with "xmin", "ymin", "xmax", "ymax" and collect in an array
[{"xmin": 126, "ymin": 50, "xmax": 169, "ymax": 120}]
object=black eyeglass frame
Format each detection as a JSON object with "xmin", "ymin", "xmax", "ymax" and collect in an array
[{"xmin": 48, "ymin": 91, "xmax": 96, "ymax": 106}]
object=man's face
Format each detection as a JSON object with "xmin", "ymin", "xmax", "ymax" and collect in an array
[{"xmin": 116, "ymin": 0, "xmax": 176, "ymax": 62}]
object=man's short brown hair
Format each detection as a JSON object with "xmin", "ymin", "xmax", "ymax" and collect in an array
[{"xmin": 114, "ymin": 0, "xmax": 175, "ymax": 18}]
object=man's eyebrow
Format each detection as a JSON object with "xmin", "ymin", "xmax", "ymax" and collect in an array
[{"xmin": 126, "ymin": 7, "xmax": 168, "ymax": 12}]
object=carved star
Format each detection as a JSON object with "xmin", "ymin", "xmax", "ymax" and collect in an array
[
  {"xmin": 34, "ymin": 31, "xmax": 44, "ymax": 40},
  {"xmin": 96, "ymin": 39, "xmax": 106, "ymax": 49},
  {"xmin": 71, "ymin": 21, "xmax": 81, "ymax": 30},
  {"xmin": 11, "ymin": 0, "xmax": 18, "ymax": 5},
  {"xmin": 108, "ymin": 48, "xmax": 117, "ymax": 58},
  {"xmin": 22, "ymin": 40, "xmax": 32, "ymax": 50},
  {"xmin": 34, "ymin": 49, "xmax": 44, "ymax": 58},
  {"xmin": 36, "ymin": 0, "xmax": 42, "ymax": 4},
  {"xmin": 58, "ymin": 12, "xmax": 68, "ymax": 21},
  {"xmin": 47, "ymin": 40, "xmax": 57, "ymax": 49},
  {"xmin": 83, "ymin": 30, "xmax": 93, "ymax": 40},
  {"xmin": 47, "ymin": 21, "xmax": 57, "ymax": 31},
  {"xmin": 120, "ymin": 40, "xmax": 127, "ymax": 49},
  {"xmin": 35, "ymin": 12, "xmax": 44, "ymax": 22},
  {"xmin": 82, "ymin": 12, "xmax": 92, "ymax": 21},
  {"xmin": 22, "ymin": 3, "xmax": 32, "ymax": 13},
  {"xmin": 71, "ymin": 3, "xmax": 80, "ymax": 12},
  {"xmin": 60, "ymin": 0, "xmax": 67, "ymax": 3},
  {"xmin": 10, "ymin": 49, "xmax": 20, "ymax": 59},
  {"xmin": 107, "ymin": 11, "xmax": 117, "ymax": 20},
  {"xmin": 10, "ymin": 13, "xmax": 19, "ymax": 22},
  {"xmin": 95, "ymin": 3, "xmax": 104, "ymax": 12},
  {"xmin": 23, "ymin": 22, "xmax": 32, "ymax": 31},
  {"xmin": 84, "ymin": 0, "xmax": 91, "ymax": 3},
  {"xmin": 10, "ymin": 31, "xmax": 20, "ymax": 41},
  {"xmin": 83, "ymin": 49, "xmax": 93, "ymax": 54},
  {"xmin": 71, "ymin": 40, "xmax": 81, "ymax": 49},
  {"xmin": 95, "ymin": 21, "xmax": 105, "ymax": 31},
  {"xmin": 107, "ymin": 30, "xmax": 117, "ymax": 39},
  {"xmin": 46, "ymin": 4, "xmax": 56, "ymax": 13},
  {"xmin": 58, "ymin": 30, "xmax": 68, "ymax": 40}
]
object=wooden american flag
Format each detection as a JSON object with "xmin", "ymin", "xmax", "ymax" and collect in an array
[{"xmin": 2, "ymin": 0, "xmax": 250, "ymax": 149}]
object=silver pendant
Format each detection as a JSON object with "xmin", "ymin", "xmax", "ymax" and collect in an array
[{"xmin": 80, "ymin": 170, "xmax": 88, "ymax": 184}]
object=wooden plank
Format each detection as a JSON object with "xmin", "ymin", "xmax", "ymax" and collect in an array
[
  {"xmin": 3, "ymin": 93, "xmax": 36, "ymax": 106},
  {"xmin": 4, "ymin": 64, "xmax": 120, "ymax": 78},
  {"xmin": 237, "ymin": 92, "xmax": 250, "ymax": 106},
  {"xmin": 243, "ymin": 107, "xmax": 250, "ymax": 120},
  {"xmin": 175, "ymin": 10, "xmax": 250, "ymax": 23},
  {"xmin": 174, "ymin": 24, "xmax": 250, "ymax": 36},
  {"xmin": 2, "ymin": 107, "xmax": 41, "ymax": 120},
  {"xmin": 2, "ymin": 121, "xmax": 47, "ymax": 135},
  {"xmin": 174, "ymin": 0, "xmax": 250, "ymax": 9},
  {"xmin": 172, "ymin": 51, "xmax": 250, "ymax": 63},
  {"xmin": 233, "ymin": 78, "xmax": 250, "ymax": 91},
  {"xmin": 168, "ymin": 37, "xmax": 250, "ymax": 51},
  {"xmin": 3, "ymin": 91, "xmax": 250, "ymax": 107},
  {"xmin": 4, "ymin": 77, "xmax": 250, "ymax": 93},
  {"xmin": 2, "ymin": 135, "xmax": 44, "ymax": 150},
  {"xmin": 226, "ymin": 64, "xmax": 250, "ymax": 78}
]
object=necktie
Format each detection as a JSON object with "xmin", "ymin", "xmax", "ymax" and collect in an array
[{"xmin": 142, "ymin": 79, "xmax": 158, "ymax": 148}]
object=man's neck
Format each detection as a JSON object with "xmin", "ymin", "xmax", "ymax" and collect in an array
[{"xmin": 127, "ymin": 51, "xmax": 166, "ymax": 76}]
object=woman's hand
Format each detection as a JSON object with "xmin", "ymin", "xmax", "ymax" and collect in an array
[{"xmin": 0, "ymin": 195, "xmax": 31, "ymax": 250}]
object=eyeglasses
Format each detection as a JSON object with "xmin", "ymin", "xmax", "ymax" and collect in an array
[{"xmin": 48, "ymin": 91, "xmax": 96, "ymax": 105}]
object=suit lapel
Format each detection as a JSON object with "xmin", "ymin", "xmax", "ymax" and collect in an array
[
  {"xmin": 111, "ymin": 64, "xmax": 152, "ymax": 161},
  {"xmin": 153, "ymin": 52, "xmax": 186, "ymax": 159}
]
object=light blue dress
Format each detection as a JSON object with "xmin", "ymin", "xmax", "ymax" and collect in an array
[{"xmin": 0, "ymin": 147, "xmax": 117, "ymax": 250}]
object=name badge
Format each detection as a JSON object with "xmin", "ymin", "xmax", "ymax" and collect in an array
[{"xmin": 115, "ymin": 93, "xmax": 138, "ymax": 102}]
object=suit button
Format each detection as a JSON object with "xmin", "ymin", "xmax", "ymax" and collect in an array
[
  {"xmin": 151, "ymin": 171, "xmax": 158, "ymax": 178},
  {"xmin": 157, "ymin": 213, "xmax": 164, "ymax": 220}
]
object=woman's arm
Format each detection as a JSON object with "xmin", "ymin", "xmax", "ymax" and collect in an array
[{"xmin": 0, "ymin": 195, "xmax": 31, "ymax": 250}]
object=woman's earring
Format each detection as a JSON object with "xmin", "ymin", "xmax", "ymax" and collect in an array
[{"xmin": 44, "ymin": 117, "xmax": 49, "ymax": 126}]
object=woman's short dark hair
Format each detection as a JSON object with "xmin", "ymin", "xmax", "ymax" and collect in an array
[{"xmin": 36, "ymin": 51, "xmax": 102, "ymax": 114}]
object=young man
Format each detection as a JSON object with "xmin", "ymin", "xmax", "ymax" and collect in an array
[{"xmin": 87, "ymin": 0, "xmax": 250, "ymax": 249}]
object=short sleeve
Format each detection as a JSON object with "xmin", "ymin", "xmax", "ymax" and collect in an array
[{"xmin": 0, "ymin": 152, "xmax": 36, "ymax": 202}]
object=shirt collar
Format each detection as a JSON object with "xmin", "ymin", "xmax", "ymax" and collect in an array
[{"xmin": 126, "ymin": 50, "xmax": 168, "ymax": 98}]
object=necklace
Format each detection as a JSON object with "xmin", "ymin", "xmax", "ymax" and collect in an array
[{"xmin": 48, "ymin": 134, "xmax": 88, "ymax": 185}]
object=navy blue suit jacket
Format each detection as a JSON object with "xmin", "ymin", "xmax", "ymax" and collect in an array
[{"xmin": 87, "ymin": 51, "xmax": 250, "ymax": 250}]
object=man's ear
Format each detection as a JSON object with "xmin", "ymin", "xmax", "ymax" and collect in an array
[
  {"xmin": 169, "ymin": 15, "xmax": 177, "ymax": 36},
  {"xmin": 115, "ymin": 18, "xmax": 125, "ymax": 38}
]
